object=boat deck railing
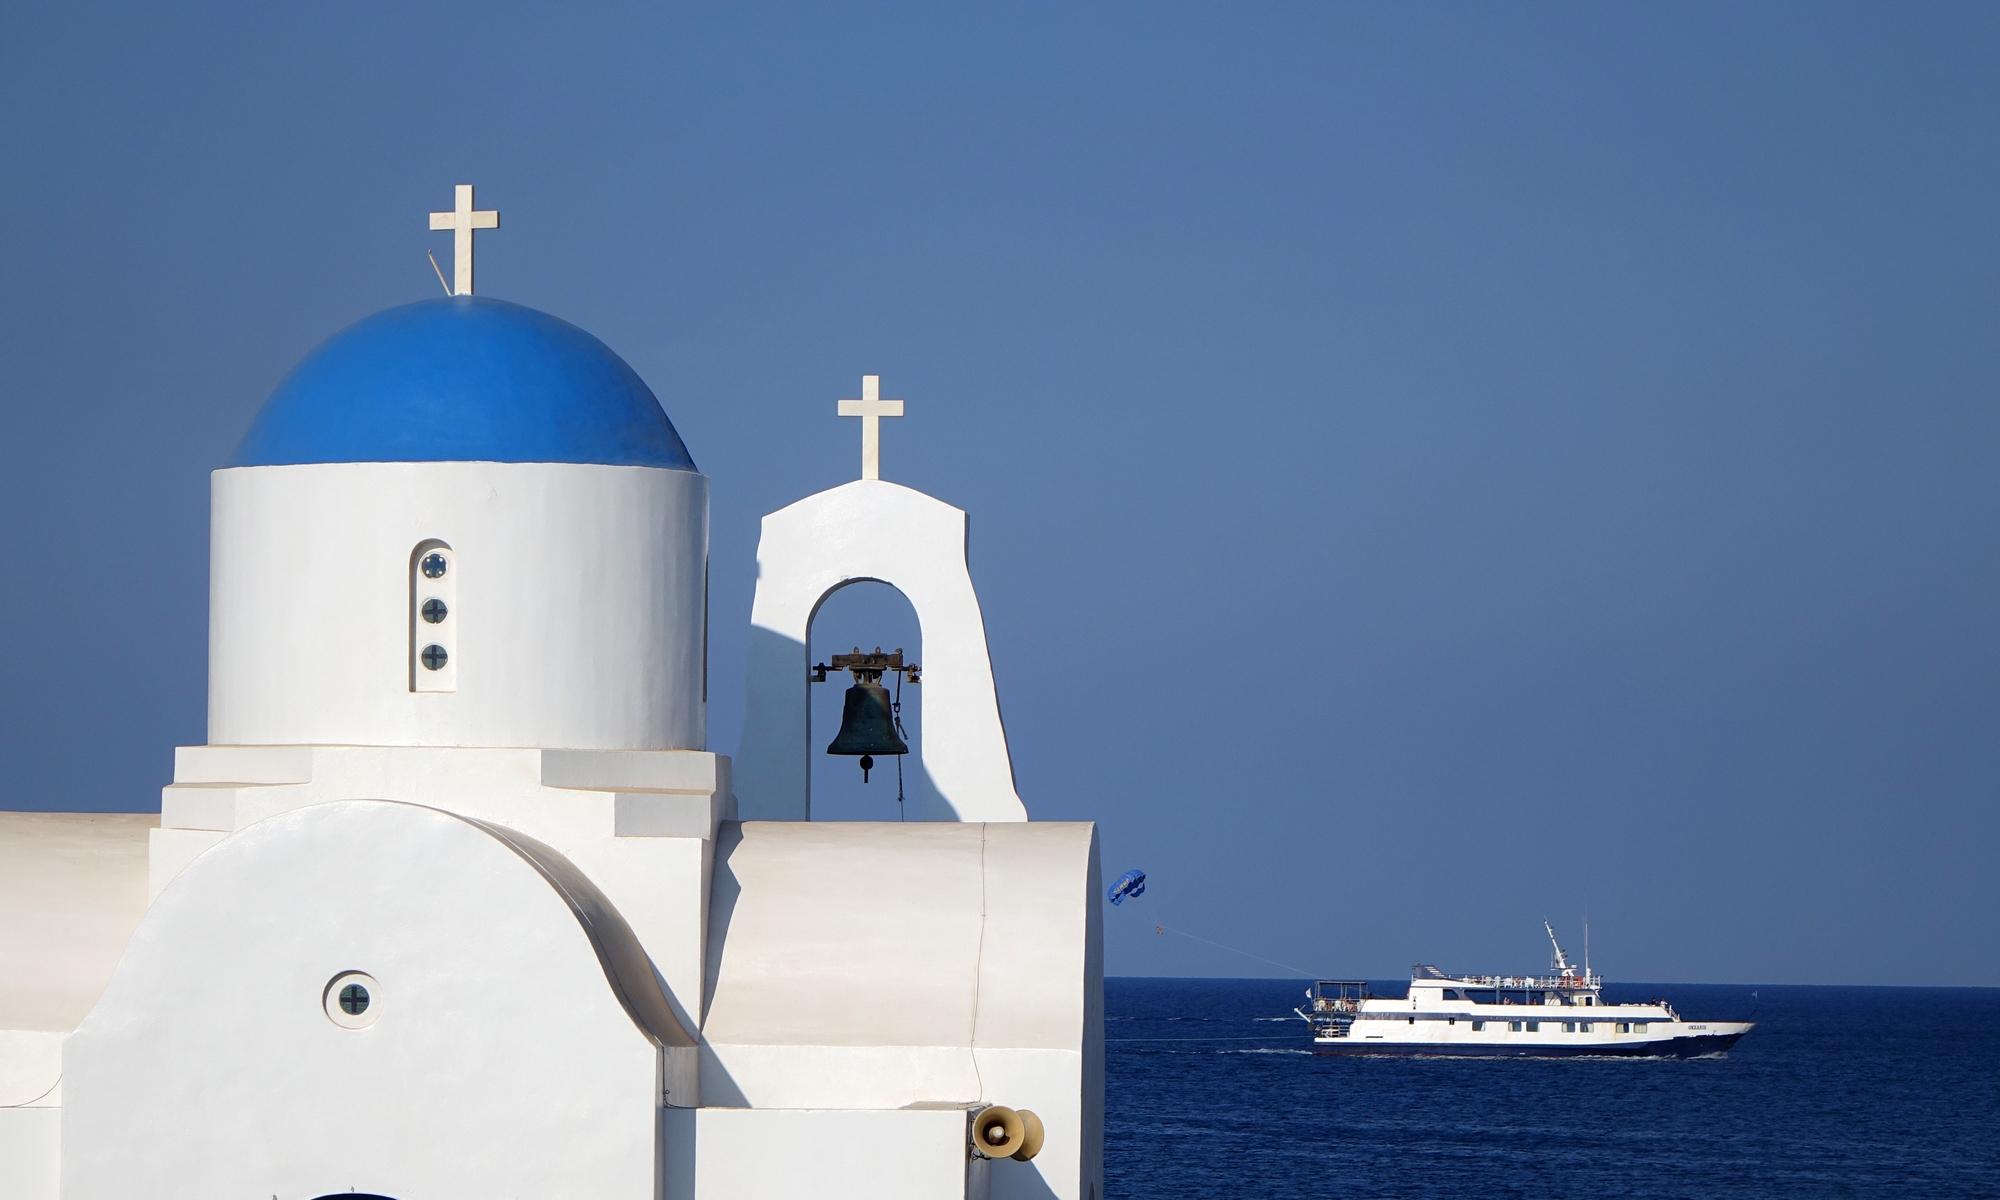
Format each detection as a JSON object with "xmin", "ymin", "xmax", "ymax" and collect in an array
[
  {"xmin": 1303, "ymin": 980, "xmax": 1371, "ymax": 1013},
  {"xmin": 1426, "ymin": 972, "xmax": 1605, "ymax": 991}
]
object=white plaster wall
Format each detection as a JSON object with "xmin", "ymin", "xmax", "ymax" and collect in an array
[
  {"xmin": 701, "ymin": 820, "xmax": 1102, "ymax": 1200},
  {"xmin": 0, "ymin": 1031, "xmax": 62, "ymax": 1111},
  {"xmin": 210, "ymin": 461, "xmax": 708, "ymax": 750},
  {"xmin": 662, "ymin": 1108, "xmax": 972, "ymax": 1200},
  {"xmin": 0, "ymin": 1109, "xmax": 58, "ymax": 1200},
  {"xmin": 150, "ymin": 744, "xmax": 729, "ymax": 1047},
  {"xmin": 0, "ymin": 809, "xmax": 155, "ymax": 1173},
  {"xmin": 735, "ymin": 480, "xmax": 1026, "ymax": 822},
  {"xmin": 64, "ymin": 801, "xmax": 679, "ymax": 1199}
]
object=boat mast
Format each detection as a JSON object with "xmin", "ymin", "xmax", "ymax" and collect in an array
[{"xmin": 1543, "ymin": 918, "xmax": 1574, "ymax": 978}]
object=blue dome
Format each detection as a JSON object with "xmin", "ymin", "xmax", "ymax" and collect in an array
[{"xmin": 227, "ymin": 297, "xmax": 696, "ymax": 470}]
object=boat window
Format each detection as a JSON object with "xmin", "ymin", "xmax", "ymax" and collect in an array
[
  {"xmin": 1508, "ymin": 1021, "xmax": 1522, "ymax": 1032},
  {"xmin": 1466, "ymin": 990, "xmax": 1499, "ymax": 1005},
  {"xmin": 1562, "ymin": 1022, "xmax": 1577, "ymax": 1032},
  {"xmin": 1617, "ymin": 1022, "xmax": 1630, "ymax": 1033},
  {"xmin": 1579, "ymin": 1022, "xmax": 1593, "ymax": 1033},
  {"xmin": 1407, "ymin": 1017, "xmax": 1415, "ymax": 1025},
  {"xmin": 1441, "ymin": 989, "xmax": 1459, "ymax": 1000},
  {"xmin": 1582, "ymin": 996, "xmax": 1593, "ymax": 1006},
  {"xmin": 1471, "ymin": 1020, "xmax": 1485, "ymax": 1031},
  {"xmin": 1525, "ymin": 1021, "xmax": 1540, "ymax": 1032},
  {"xmin": 1632, "ymin": 1021, "xmax": 1646, "ymax": 1031}
]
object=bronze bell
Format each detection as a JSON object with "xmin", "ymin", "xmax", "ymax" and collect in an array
[{"xmin": 826, "ymin": 678, "xmax": 908, "ymax": 781}]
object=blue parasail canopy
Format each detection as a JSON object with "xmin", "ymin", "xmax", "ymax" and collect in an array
[{"xmin": 1107, "ymin": 869, "xmax": 1146, "ymax": 906}]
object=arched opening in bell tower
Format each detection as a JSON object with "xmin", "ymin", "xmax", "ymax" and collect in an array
[{"xmin": 807, "ymin": 579, "xmax": 924, "ymax": 821}]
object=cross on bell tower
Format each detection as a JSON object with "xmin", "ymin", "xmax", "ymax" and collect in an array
[
  {"xmin": 428, "ymin": 184, "xmax": 499, "ymax": 296},
  {"xmin": 837, "ymin": 375, "xmax": 903, "ymax": 481}
]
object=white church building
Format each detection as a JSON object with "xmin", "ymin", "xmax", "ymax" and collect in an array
[{"xmin": 0, "ymin": 188, "xmax": 1104, "ymax": 1200}]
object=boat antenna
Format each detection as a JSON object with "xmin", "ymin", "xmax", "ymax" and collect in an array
[{"xmin": 1583, "ymin": 906, "xmax": 1590, "ymax": 981}]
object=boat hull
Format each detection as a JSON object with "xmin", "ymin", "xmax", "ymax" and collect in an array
[{"xmin": 1310, "ymin": 1031, "xmax": 1747, "ymax": 1059}]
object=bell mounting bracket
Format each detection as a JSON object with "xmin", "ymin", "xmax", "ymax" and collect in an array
[{"xmin": 810, "ymin": 647, "xmax": 921, "ymax": 685}]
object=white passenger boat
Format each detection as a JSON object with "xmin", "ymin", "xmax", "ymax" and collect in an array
[{"xmin": 1296, "ymin": 922, "xmax": 1753, "ymax": 1058}]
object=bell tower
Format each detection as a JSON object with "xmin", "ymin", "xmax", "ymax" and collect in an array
[{"xmin": 734, "ymin": 376, "xmax": 1027, "ymax": 823}]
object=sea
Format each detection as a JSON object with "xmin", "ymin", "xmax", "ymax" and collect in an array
[{"xmin": 1103, "ymin": 978, "xmax": 2000, "ymax": 1198}]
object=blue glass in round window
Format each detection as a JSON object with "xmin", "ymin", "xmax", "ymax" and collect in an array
[
  {"xmin": 420, "ymin": 644, "xmax": 449, "ymax": 671},
  {"xmin": 421, "ymin": 598, "xmax": 448, "ymax": 624},
  {"xmin": 421, "ymin": 552, "xmax": 448, "ymax": 579},
  {"xmin": 339, "ymin": 983, "xmax": 370, "ymax": 1015}
]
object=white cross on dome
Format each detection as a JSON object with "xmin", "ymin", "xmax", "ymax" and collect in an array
[{"xmin": 428, "ymin": 184, "xmax": 499, "ymax": 296}]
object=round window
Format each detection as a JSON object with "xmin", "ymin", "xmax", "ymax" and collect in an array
[
  {"xmin": 420, "ymin": 644, "xmax": 449, "ymax": 671},
  {"xmin": 420, "ymin": 598, "xmax": 448, "ymax": 624},
  {"xmin": 324, "ymin": 971, "xmax": 381, "ymax": 1029},
  {"xmin": 420, "ymin": 552, "xmax": 448, "ymax": 579}
]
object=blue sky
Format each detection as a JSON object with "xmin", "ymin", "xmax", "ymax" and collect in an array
[{"xmin": 2, "ymin": 2, "xmax": 1995, "ymax": 985}]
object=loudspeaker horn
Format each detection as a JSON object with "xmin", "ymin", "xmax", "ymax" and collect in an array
[
  {"xmin": 1011, "ymin": 1108, "xmax": 1045, "ymax": 1161},
  {"xmin": 970, "ymin": 1106, "xmax": 1026, "ymax": 1158}
]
